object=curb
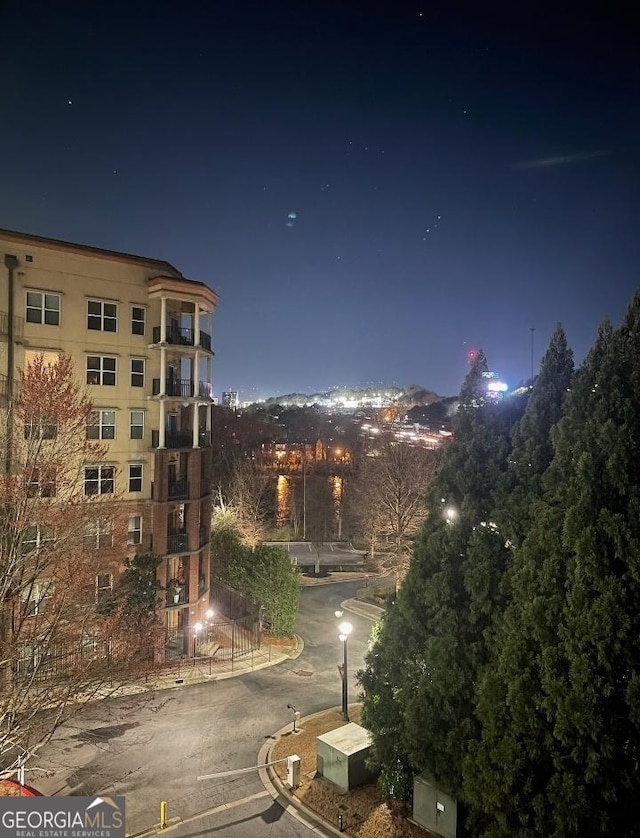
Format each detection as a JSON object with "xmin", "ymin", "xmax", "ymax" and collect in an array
[{"xmin": 258, "ymin": 711, "xmax": 351, "ymax": 837}]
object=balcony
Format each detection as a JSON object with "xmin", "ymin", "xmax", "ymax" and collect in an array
[
  {"xmin": 152, "ymin": 379, "xmax": 213, "ymax": 399},
  {"xmin": 168, "ymin": 479, "xmax": 189, "ymax": 500},
  {"xmin": 152, "ymin": 326, "xmax": 212, "ymax": 351},
  {"xmin": 166, "ymin": 583, "xmax": 189, "ymax": 607},
  {"xmin": 152, "ymin": 430, "xmax": 212, "ymax": 449},
  {"xmin": 166, "ymin": 532, "xmax": 189, "ymax": 554}
]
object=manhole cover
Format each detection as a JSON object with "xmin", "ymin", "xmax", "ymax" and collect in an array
[{"xmin": 296, "ymin": 669, "xmax": 314, "ymax": 677}]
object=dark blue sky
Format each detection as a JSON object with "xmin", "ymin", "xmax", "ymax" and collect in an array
[{"xmin": 1, "ymin": 1, "xmax": 638, "ymax": 399}]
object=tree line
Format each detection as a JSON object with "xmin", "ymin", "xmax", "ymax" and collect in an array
[{"xmin": 358, "ymin": 295, "xmax": 640, "ymax": 835}]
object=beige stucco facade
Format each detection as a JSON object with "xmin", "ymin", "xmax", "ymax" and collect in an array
[{"xmin": 1, "ymin": 228, "xmax": 219, "ymax": 644}]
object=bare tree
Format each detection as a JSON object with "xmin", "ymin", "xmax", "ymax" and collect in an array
[
  {"xmin": 217, "ymin": 459, "xmax": 272, "ymax": 547},
  {"xmin": 0, "ymin": 354, "xmax": 136, "ymax": 776},
  {"xmin": 351, "ymin": 435, "xmax": 441, "ymax": 578}
]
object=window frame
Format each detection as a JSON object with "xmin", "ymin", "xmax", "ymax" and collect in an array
[
  {"xmin": 87, "ymin": 299, "xmax": 118, "ymax": 332},
  {"xmin": 95, "ymin": 572, "xmax": 113, "ymax": 605},
  {"xmin": 84, "ymin": 465, "xmax": 115, "ymax": 496},
  {"xmin": 87, "ymin": 409, "xmax": 116, "ymax": 440},
  {"xmin": 131, "ymin": 305, "xmax": 146, "ymax": 336},
  {"xmin": 84, "ymin": 519, "xmax": 114, "ymax": 549},
  {"xmin": 127, "ymin": 515, "xmax": 142, "ymax": 545},
  {"xmin": 129, "ymin": 410, "xmax": 144, "ymax": 440},
  {"xmin": 130, "ymin": 358, "xmax": 145, "ymax": 388},
  {"xmin": 87, "ymin": 355, "xmax": 117, "ymax": 386},
  {"xmin": 25, "ymin": 290, "xmax": 61, "ymax": 326},
  {"xmin": 128, "ymin": 463, "xmax": 143, "ymax": 493}
]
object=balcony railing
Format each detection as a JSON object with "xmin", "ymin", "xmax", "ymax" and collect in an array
[
  {"xmin": 199, "ymin": 527, "xmax": 209, "ymax": 548},
  {"xmin": 166, "ymin": 584, "xmax": 189, "ymax": 607},
  {"xmin": 152, "ymin": 429, "xmax": 212, "ymax": 449},
  {"xmin": 152, "ymin": 379, "xmax": 213, "ymax": 399},
  {"xmin": 166, "ymin": 532, "xmax": 189, "ymax": 554},
  {"xmin": 168, "ymin": 479, "xmax": 189, "ymax": 500},
  {"xmin": 152, "ymin": 326, "xmax": 212, "ymax": 351}
]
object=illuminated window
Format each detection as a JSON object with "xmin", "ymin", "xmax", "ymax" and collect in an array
[
  {"xmin": 88, "ymin": 300, "xmax": 117, "ymax": 332},
  {"xmin": 87, "ymin": 356, "xmax": 116, "ymax": 386},
  {"xmin": 26, "ymin": 291, "xmax": 60, "ymax": 326},
  {"xmin": 130, "ymin": 410, "xmax": 144, "ymax": 439},
  {"xmin": 87, "ymin": 410, "xmax": 116, "ymax": 440}
]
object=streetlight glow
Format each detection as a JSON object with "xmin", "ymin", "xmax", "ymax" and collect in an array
[{"xmin": 339, "ymin": 621, "xmax": 352, "ymax": 637}]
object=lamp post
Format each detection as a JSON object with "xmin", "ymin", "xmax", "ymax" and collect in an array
[
  {"xmin": 193, "ymin": 622, "xmax": 202, "ymax": 658},
  {"xmin": 337, "ymin": 615, "xmax": 352, "ymax": 721}
]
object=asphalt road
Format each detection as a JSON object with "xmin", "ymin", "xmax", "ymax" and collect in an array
[{"xmin": 34, "ymin": 581, "xmax": 377, "ymax": 837}]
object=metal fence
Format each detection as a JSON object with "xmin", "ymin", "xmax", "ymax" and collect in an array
[{"xmin": 12, "ymin": 583, "xmax": 262, "ymax": 684}]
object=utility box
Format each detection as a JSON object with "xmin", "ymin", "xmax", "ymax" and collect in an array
[
  {"xmin": 287, "ymin": 755, "xmax": 301, "ymax": 789},
  {"xmin": 315, "ymin": 723, "xmax": 378, "ymax": 792},
  {"xmin": 412, "ymin": 770, "xmax": 457, "ymax": 838}
]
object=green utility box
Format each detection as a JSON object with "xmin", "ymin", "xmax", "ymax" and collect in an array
[
  {"xmin": 412, "ymin": 770, "xmax": 457, "ymax": 838},
  {"xmin": 316, "ymin": 722, "xmax": 378, "ymax": 792}
]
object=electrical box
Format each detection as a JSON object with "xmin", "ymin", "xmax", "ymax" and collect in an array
[{"xmin": 287, "ymin": 755, "xmax": 301, "ymax": 789}]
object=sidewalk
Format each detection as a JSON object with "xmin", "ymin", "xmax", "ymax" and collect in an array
[{"xmin": 88, "ymin": 636, "xmax": 305, "ymax": 702}]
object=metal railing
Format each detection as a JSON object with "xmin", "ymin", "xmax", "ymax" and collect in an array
[
  {"xmin": 168, "ymin": 479, "xmax": 189, "ymax": 500},
  {"xmin": 151, "ymin": 326, "xmax": 212, "ymax": 350},
  {"xmin": 166, "ymin": 532, "xmax": 189, "ymax": 554}
]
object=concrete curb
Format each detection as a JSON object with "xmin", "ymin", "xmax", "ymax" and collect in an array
[
  {"xmin": 258, "ymin": 710, "xmax": 354, "ymax": 837},
  {"xmin": 339, "ymin": 598, "xmax": 384, "ymax": 622}
]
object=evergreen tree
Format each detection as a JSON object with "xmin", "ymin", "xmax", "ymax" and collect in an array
[
  {"xmin": 359, "ymin": 350, "xmax": 526, "ymax": 802},
  {"xmin": 469, "ymin": 297, "xmax": 640, "ymax": 835}
]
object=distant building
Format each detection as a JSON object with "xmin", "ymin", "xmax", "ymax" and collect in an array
[
  {"xmin": 0, "ymin": 227, "xmax": 219, "ymax": 651},
  {"xmin": 222, "ymin": 390, "xmax": 239, "ymax": 410}
]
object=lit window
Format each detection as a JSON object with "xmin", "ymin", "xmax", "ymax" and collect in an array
[
  {"xmin": 129, "ymin": 463, "xmax": 143, "ymax": 493},
  {"xmin": 87, "ymin": 410, "xmax": 116, "ymax": 440},
  {"xmin": 26, "ymin": 291, "xmax": 60, "ymax": 326},
  {"xmin": 127, "ymin": 515, "xmax": 142, "ymax": 545},
  {"xmin": 131, "ymin": 358, "xmax": 144, "ymax": 387},
  {"xmin": 87, "ymin": 300, "xmax": 117, "ymax": 332},
  {"xmin": 130, "ymin": 411, "xmax": 144, "ymax": 439},
  {"xmin": 87, "ymin": 356, "xmax": 116, "ymax": 386},
  {"xmin": 84, "ymin": 465, "xmax": 115, "ymax": 496},
  {"xmin": 132, "ymin": 306, "xmax": 145, "ymax": 336}
]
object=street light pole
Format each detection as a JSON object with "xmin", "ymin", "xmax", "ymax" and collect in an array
[
  {"xmin": 302, "ymin": 443, "xmax": 306, "ymax": 540},
  {"xmin": 337, "ymin": 619, "xmax": 353, "ymax": 721}
]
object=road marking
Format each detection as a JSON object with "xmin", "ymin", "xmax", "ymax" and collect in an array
[{"xmin": 127, "ymin": 790, "xmax": 271, "ymax": 837}]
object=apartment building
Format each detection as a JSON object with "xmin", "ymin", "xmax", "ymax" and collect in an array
[{"xmin": 0, "ymin": 228, "xmax": 218, "ymax": 648}]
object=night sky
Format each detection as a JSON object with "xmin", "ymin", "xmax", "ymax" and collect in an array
[{"xmin": 1, "ymin": 1, "xmax": 638, "ymax": 400}]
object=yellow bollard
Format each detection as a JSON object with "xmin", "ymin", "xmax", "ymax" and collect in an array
[{"xmin": 160, "ymin": 801, "xmax": 168, "ymax": 829}]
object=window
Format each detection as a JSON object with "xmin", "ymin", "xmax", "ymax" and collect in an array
[
  {"xmin": 84, "ymin": 519, "xmax": 114, "ymax": 549},
  {"xmin": 87, "ymin": 300, "xmax": 117, "ymax": 332},
  {"xmin": 84, "ymin": 465, "xmax": 115, "ymax": 496},
  {"xmin": 95, "ymin": 573, "xmax": 113, "ymax": 604},
  {"xmin": 130, "ymin": 410, "xmax": 144, "ymax": 440},
  {"xmin": 24, "ymin": 417, "xmax": 57, "ymax": 439},
  {"xmin": 25, "ymin": 468, "xmax": 56, "ymax": 498},
  {"xmin": 127, "ymin": 515, "xmax": 142, "ymax": 545},
  {"xmin": 22, "ymin": 525, "xmax": 54, "ymax": 554},
  {"xmin": 26, "ymin": 291, "xmax": 60, "ymax": 326},
  {"xmin": 132, "ymin": 306, "xmax": 145, "ymax": 335},
  {"xmin": 87, "ymin": 410, "xmax": 116, "ymax": 440},
  {"xmin": 87, "ymin": 356, "xmax": 116, "ymax": 386},
  {"xmin": 131, "ymin": 358, "xmax": 144, "ymax": 387},
  {"xmin": 21, "ymin": 579, "xmax": 53, "ymax": 616},
  {"xmin": 128, "ymin": 463, "xmax": 143, "ymax": 492}
]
